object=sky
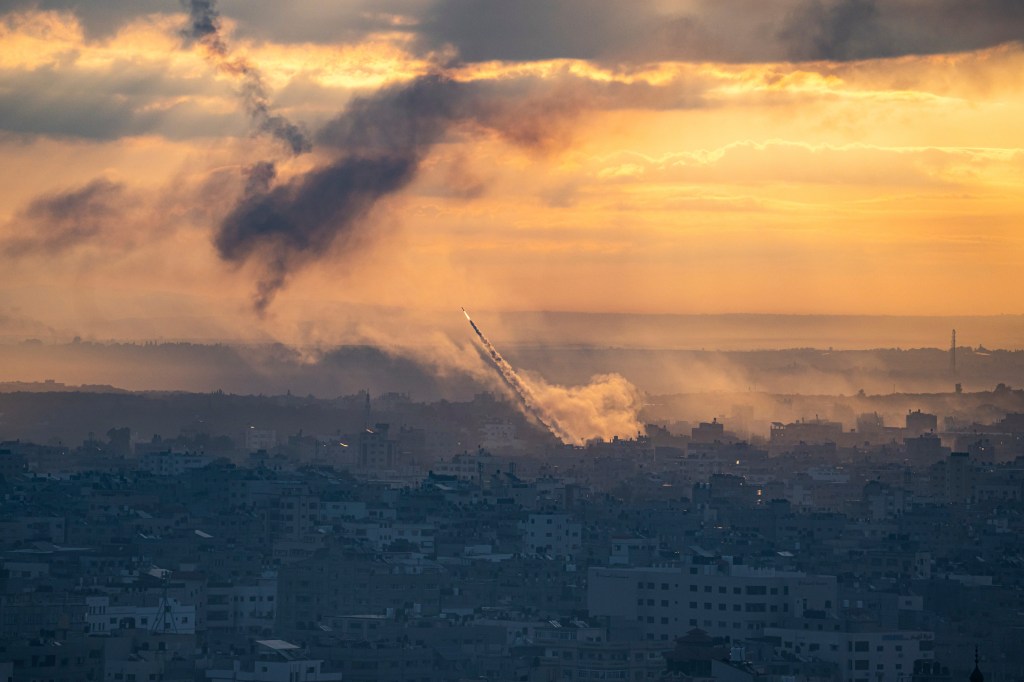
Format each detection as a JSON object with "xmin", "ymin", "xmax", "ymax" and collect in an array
[{"xmin": 1, "ymin": 0, "xmax": 1023, "ymax": 348}]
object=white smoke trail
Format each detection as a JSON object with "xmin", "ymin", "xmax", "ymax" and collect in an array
[
  {"xmin": 522, "ymin": 372, "xmax": 645, "ymax": 445},
  {"xmin": 462, "ymin": 308, "xmax": 575, "ymax": 443}
]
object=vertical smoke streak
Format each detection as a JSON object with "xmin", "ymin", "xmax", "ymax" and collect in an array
[
  {"xmin": 462, "ymin": 308, "xmax": 575, "ymax": 444},
  {"xmin": 180, "ymin": 0, "xmax": 310, "ymax": 155}
]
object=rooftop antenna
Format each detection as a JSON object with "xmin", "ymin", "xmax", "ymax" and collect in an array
[{"xmin": 149, "ymin": 567, "xmax": 178, "ymax": 635}]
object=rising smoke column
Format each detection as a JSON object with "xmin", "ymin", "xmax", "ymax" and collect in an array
[
  {"xmin": 187, "ymin": 3, "xmax": 583, "ymax": 313},
  {"xmin": 181, "ymin": 0, "xmax": 310, "ymax": 155},
  {"xmin": 462, "ymin": 307, "xmax": 575, "ymax": 443},
  {"xmin": 214, "ymin": 74, "xmax": 496, "ymax": 312}
]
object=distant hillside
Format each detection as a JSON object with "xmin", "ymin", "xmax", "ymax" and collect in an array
[{"xmin": 1, "ymin": 341, "xmax": 1022, "ymax": 401}]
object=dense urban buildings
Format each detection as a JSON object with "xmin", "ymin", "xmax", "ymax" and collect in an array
[{"xmin": 1, "ymin": 382, "xmax": 1021, "ymax": 681}]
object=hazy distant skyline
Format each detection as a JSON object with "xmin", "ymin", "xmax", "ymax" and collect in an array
[{"xmin": 1, "ymin": 1, "xmax": 1023, "ymax": 348}]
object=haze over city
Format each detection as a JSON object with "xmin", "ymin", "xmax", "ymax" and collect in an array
[{"xmin": 1, "ymin": 3, "xmax": 1023, "ymax": 681}]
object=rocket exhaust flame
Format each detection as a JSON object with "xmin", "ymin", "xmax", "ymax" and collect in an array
[{"xmin": 461, "ymin": 308, "xmax": 574, "ymax": 444}]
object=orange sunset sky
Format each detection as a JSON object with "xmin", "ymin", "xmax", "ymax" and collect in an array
[{"xmin": 1, "ymin": 1, "xmax": 1023, "ymax": 346}]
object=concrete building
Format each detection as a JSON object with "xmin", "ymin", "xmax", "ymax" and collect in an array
[
  {"xmin": 138, "ymin": 450, "xmax": 212, "ymax": 476},
  {"xmin": 588, "ymin": 554, "xmax": 837, "ymax": 642},
  {"xmin": 85, "ymin": 595, "xmax": 196, "ymax": 635},
  {"xmin": 906, "ymin": 410, "xmax": 938, "ymax": 437},
  {"xmin": 206, "ymin": 639, "xmax": 343, "ymax": 682},
  {"xmin": 764, "ymin": 620, "xmax": 935, "ymax": 682},
  {"xmin": 770, "ymin": 418, "xmax": 844, "ymax": 453},
  {"xmin": 244, "ymin": 428, "xmax": 278, "ymax": 453},
  {"xmin": 524, "ymin": 512, "xmax": 582, "ymax": 560}
]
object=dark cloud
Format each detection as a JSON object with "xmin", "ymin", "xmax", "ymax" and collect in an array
[
  {"xmin": 418, "ymin": 0, "xmax": 1024, "ymax": 64},
  {"xmin": 4, "ymin": 179, "xmax": 125, "ymax": 256},
  {"xmin": 781, "ymin": 0, "xmax": 1024, "ymax": 61},
  {"xmin": 417, "ymin": 0, "xmax": 645, "ymax": 63},
  {"xmin": 0, "ymin": 0, "xmax": 168, "ymax": 39},
  {"xmin": 0, "ymin": 62, "xmax": 244, "ymax": 141},
  {"xmin": 4, "ymin": 0, "xmax": 1023, "ymax": 66},
  {"xmin": 4, "ymin": 0, "xmax": 1021, "ymax": 69},
  {"xmin": 781, "ymin": 0, "xmax": 887, "ymax": 61},
  {"xmin": 211, "ymin": 1, "xmax": 419, "ymax": 46}
]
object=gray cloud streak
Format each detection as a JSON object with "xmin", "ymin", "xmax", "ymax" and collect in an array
[{"xmin": 3, "ymin": 179, "xmax": 125, "ymax": 257}]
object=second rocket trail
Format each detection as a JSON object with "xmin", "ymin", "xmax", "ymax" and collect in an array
[{"xmin": 461, "ymin": 307, "xmax": 572, "ymax": 443}]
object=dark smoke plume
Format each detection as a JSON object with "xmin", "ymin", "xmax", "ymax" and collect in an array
[
  {"xmin": 218, "ymin": 155, "xmax": 419, "ymax": 313},
  {"xmin": 215, "ymin": 75, "xmax": 490, "ymax": 313},
  {"xmin": 781, "ymin": 0, "xmax": 890, "ymax": 61},
  {"xmin": 4, "ymin": 179, "xmax": 125, "ymax": 257},
  {"xmin": 180, "ymin": 0, "xmax": 310, "ymax": 155}
]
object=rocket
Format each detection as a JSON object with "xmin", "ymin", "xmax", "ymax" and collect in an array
[
  {"xmin": 462, "ymin": 307, "xmax": 485, "ymax": 339},
  {"xmin": 460, "ymin": 306, "xmax": 573, "ymax": 443}
]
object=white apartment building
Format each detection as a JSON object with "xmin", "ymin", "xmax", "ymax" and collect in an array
[
  {"xmin": 588, "ymin": 555, "xmax": 837, "ymax": 642},
  {"xmin": 86, "ymin": 595, "xmax": 196, "ymax": 635},
  {"xmin": 206, "ymin": 640, "xmax": 343, "ymax": 682},
  {"xmin": 523, "ymin": 512, "xmax": 582, "ymax": 560},
  {"xmin": 764, "ymin": 622, "xmax": 935, "ymax": 682}
]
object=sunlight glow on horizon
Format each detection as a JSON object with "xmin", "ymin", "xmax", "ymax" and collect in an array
[{"xmin": 0, "ymin": 6, "xmax": 1022, "ymax": 346}]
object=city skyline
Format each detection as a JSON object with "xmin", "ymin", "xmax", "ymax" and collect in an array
[{"xmin": 1, "ymin": 1, "xmax": 1023, "ymax": 349}]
